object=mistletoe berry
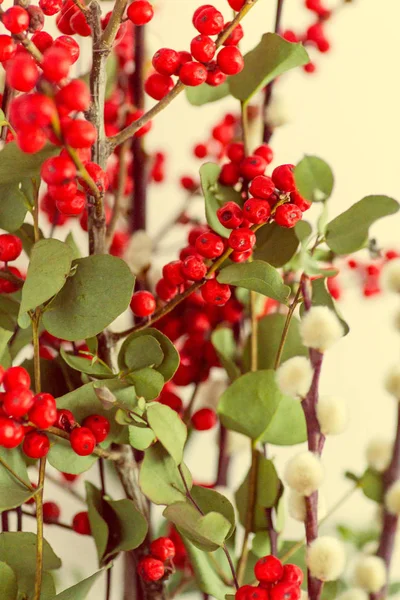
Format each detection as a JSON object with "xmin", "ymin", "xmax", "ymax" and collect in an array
[
  {"xmin": 150, "ymin": 537, "xmax": 176, "ymax": 561},
  {"xmin": 23, "ymin": 431, "xmax": 50, "ymax": 459},
  {"xmin": 69, "ymin": 427, "xmax": 96, "ymax": 456},
  {"xmin": 137, "ymin": 556, "xmax": 165, "ymax": 582},
  {"xmin": 72, "ymin": 511, "xmax": 91, "ymax": 535}
]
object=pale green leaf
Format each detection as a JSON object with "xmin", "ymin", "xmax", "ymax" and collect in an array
[
  {"xmin": 217, "ymin": 260, "xmax": 290, "ymax": 304},
  {"xmin": 295, "ymin": 156, "xmax": 334, "ymax": 202},
  {"xmin": 147, "ymin": 403, "xmax": 187, "ymax": 465},
  {"xmin": 186, "ymin": 82, "xmax": 230, "ymax": 106}
]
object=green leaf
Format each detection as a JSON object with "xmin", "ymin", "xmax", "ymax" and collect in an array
[
  {"xmin": 53, "ymin": 570, "xmax": 104, "ymax": 600},
  {"xmin": 13, "ymin": 224, "xmax": 41, "ymax": 257},
  {"xmin": 119, "ymin": 328, "xmax": 179, "ymax": 381},
  {"xmin": 191, "ymin": 486, "xmax": 235, "ymax": 538},
  {"xmin": 218, "ymin": 370, "xmax": 282, "ymax": 439},
  {"xmin": 0, "ymin": 448, "xmax": 36, "ymax": 511},
  {"xmin": 211, "ymin": 328, "xmax": 240, "ymax": 381},
  {"xmin": 0, "ymin": 295, "xmax": 19, "ymax": 332},
  {"xmin": 360, "ymin": 468, "xmax": 384, "ymax": 503},
  {"xmin": 43, "ymin": 255, "xmax": 135, "ymax": 341},
  {"xmin": 147, "ymin": 403, "xmax": 187, "ymax": 465},
  {"xmin": 128, "ymin": 425, "xmax": 156, "ymax": 450},
  {"xmin": 325, "ymin": 195, "xmax": 399, "ymax": 255},
  {"xmin": 22, "ymin": 356, "xmax": 79, "ymax": 399},
  {"xmin": 295, "ymin": 156, "xmax": 334, "ymax": 202},
  {"xmin": 254, "ymin": 222, "xmax": 299, "ymax": 267},
  {"xmin": 60, "ymin": 348, "xmax": 114, "ymax": 379},
  {"xmin": 19, "ymin": 239, "xmax": 73, "ymax": 321},
  {"xmin": 124, "ymin": 335, "xmax": 164, "ymax": 372},
  {"xmin": 47, "ymin": 439, "xmax": 99, "ymax": 475},
  {"xmin": 0, "ymin": 183, "xmax": 28, "ymax": 233},
  {"xmin": 229, "ymin": 33, "xmax": 309, "ymax": 103},
  {"xmin": 0, "ymin": 143, "xmax": 58, "ymax": 185},
  {"xmin": 244, "ymin": 313, "xmax": 307, "ymax": 371},
  {"xmin": 104, "ymin": 498, "xmax": 147, "ymax": 560},
  {"xmin": 139, "ymin": 443, "xmax": 192, "ymax": 505},
  {"xmin": 300, "ymin": 277, "xmax": 349, "ymax": 335},
  {"xmin": 295, "ymin": 220, "xmax": 313, "ymax": 243},
  {"xmin": 128, "ymin": 368, "xmax": 164, "ymax": 400},
  {"xmin": 200, "ymin": 163, "xmax": 243, "ymax": 238},
  {"xmin": 184, "ymin": 540, "xmax": 233, "ymax": 600},
  {"xmin": 0, "ymin": 328, "xmax": 12, "ymax": 364},
  {"xmin": 186, "ymin": 82, "xmax": 230, "ymax": 106},
  {"xmin": 86, "ymin": 482, "xmax": 109, "ymax": 563},
  {"xmin": 259, "ymin": 395, "xmax": 307, "ymax": 445},
  {"xmin": 64, "ymin": 231, "xmax": 81, "ymax": 260},
  {"xmin": 217, "ymin": 260, "xmax": 290, "ymax": 304},
  {"xmin": 0, "ymin": 532, "xmax": 61, "ymax": 599},
  {"xmin": 0, "ymin": 561, "xmax": 17, "ymax": 600},
  {"xmin": 163, "ymin": 502, "xmax": 231, "ymax": 552},
  {"xmin": 388, "ymin": 582, "xmax": 400, "ymax": 596},
  {"xmin": 336, "ymin": 524, "xmax": 378, "ymax": 550}
]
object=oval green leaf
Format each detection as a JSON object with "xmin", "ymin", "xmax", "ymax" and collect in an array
[
  {"xmin": 119, "ymin": 328, "xmax": 179, "ymax": 381},
  {"xmin": 0, "ymin": 561, "xmax": 17, "ymax": 600},
  {"xmin": 217, "ymin": 260, "xmax": 290, "ymax": 304},
  {"xmin": 294, "ymin": 156, "xmax": 334, "ymax": 203},
  {"xmin": 147, "ymin": 403, "xmax": 187, "ymax": 465},
  {"xmin": 0, "ymin": 183, "xmax": 28, "ymax": 233}
]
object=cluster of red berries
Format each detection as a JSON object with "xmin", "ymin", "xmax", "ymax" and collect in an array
[
  {"xmin": 137, "ymin": 536, "xmax": 176, "ymax": 582},
  {"xmin": 144, "ymin": 2, "xmax": 245, "ymax": 100},
  {"xmin": 0, "ymin": 364, "xmax": 110, "ymax": 458},
  {"xmin": 236, "ymin": 555, "xmax": 303, "ymax": 600}
]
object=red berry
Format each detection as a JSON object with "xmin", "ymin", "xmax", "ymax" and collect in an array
[
  {"xmin": 201, "ymin": 279, "xmax": 231, "ymax": 306},
  {"xmin": 227, "ymin": 142, "xmax": 245, "ymax": 164},
  {"xmin": 43, "ymin": 501, "xmax": 61, "ymax": 523},
  {"xmin": 270, "ymin": 583, "xmax": 301, "ymax": 600},
  {"xmin": 194, "ymin": 143, "xmax": 208, "ymax": 159},
  {"xmin": 3, "ymin": 366, "xmax": 30, "ymax": 391},
  {"xmin": 249, "ymin": 175, "xmax": 275, "ymax": 199},
  {"xmin": 82, "ymin": 414, "xmax": 110, "ymax": 443},
  {"xmin": 179, "ymin": 61, "xmax": 207, "ymax": 86},
  {"xmin": 137, "ymin": 556, "xmax": 165, "ymax": 582},
  {"xmin": 3, "ymin": 388, "xmax": 34, "ymax": 418},
  {"xmin": 39, "ymin": 0, "xmax": 62, "ymax": 16},
  {"xmin": 180, "ymin": 176, "xmax": 198, "ymax": 191},
  {"xmin": 54, "ymin": 35, "xmax": 80, "ymax": 63},
  {"xmin": 219, "ymin": 162, "xmax": 240, "ymax": 186},
  {"xmin": 181, "ymin": 256, "xmax": 207, "ymax": 281},
  {"xmin": 191, "ymin": 407, "xmax": 217, "ymax": 430},
  {"xmin": 0, "ymin": 266, "xmax": 23, "ymax": 294},
  {"xmin": 0, "ymin": 35, "xmax": 16, "ymax": 62},
  {"xmin": 254, "ymin": 555, "xmax": 284, "ymax": 583},
  {"xmin": 70, "ymin": 11, "xmax": 91, "ymax": 36},
  {"xmin": 2, "ymin": 6, "xmax": 29, "ymax": 33},
  {"xmin": 272, "ymin": 164, "xmax": 296, "ymax": 192},
  {"xmin": 347, "ymin": 259, "xmax": 358, "ymax": 269},
  {"xmin": 6, "ymin": 54, "xmax": 39, "ymax": 92},
  {"xmin": 243, "ymin": 199, "xmax": 271, "ymax": 224},
  {"xmin": 194, "ymin": 6, "xmax": 224, "ymax": 35},
  {"xmin": 206, "ymin": 62, "xmax": 227, "ymax": 86},
  {"xmin": 231, "ymin": 250, "xmax": 252, "ymax": 263},
  {"xmin": 63, "ymin": 119, "xmax": 97, "ymax": 149},
  {"xmin": 17, "ymin": 127, "xmax": 46, "ymax": 154},
  {"xmin": 157, "ymin": 390, "xmax": 183, "ymax": 414},
  {"xmin": 223, "ymin": 22, "xmax": 244, "ymax": 46},
  {"xmin": 240, "ymin": 156, "xmax": 267, "ymax": 180},
  {"xmin": 228, "ymin": 0, "xmax": 245, "ymax": 10},
  {"xmin": 385, "ymin": 250, "xmax": 399, "ymax": 261},
  {"xmin": 0, "ymin": 234, "xmax": 22, "ymax": 262},
  {"xmin": 195, "ymin": 232, "xmax": 224, "ymax": 259},
  {"xmin": 56, "ymin": 79, "xmax": 91, "ymax": 112},
  {"xmin": 41, "ymin": 156, "xmax": 76, "ymax": 185},
  {"xmin": 236, "ymin": 586, "xmax": 269, "ymax": 600},
  {"xmin": 56, "ymin": 190, "xmax": 86, "ymax": 216},
  {"xmin": 217, "ymin": 201, "xmax": 243, "ymax": 229},
  {"xmin": 0, "ymin": 417, "xmax": 24, "ymax": 448},
  {"xmin": 192, "ymin": 5, "xmax": 213, "ymax": 25},
  {"xmin": 274, "ymin": 204, "xmax": 302, "ymax": 228},
  {"xmin": 23, "ymin": 431, "xmax": 50, "ymax": 459},
  {"xmin": 145, "ymin": 73, "xmax": 174, "ymax": 100},
  {"xmin": 212, "ymin": 123, "xmax": 234, "ymax": 144},
  {"xmin": 217, "ymin": 46, "xmax": 244, "ymax": 75},
  {"xmin": 281, "ymin": 564, "xmax": 304, "ymax": 586},
  {"xmin": 150, "ymin": 537, "xmax": 176, "ymax": 561},
  {"xmin": 229, "ymin": 228, "xmax": 256, "ymax": 252},
  {"xmin": 70, "ymin": 427, "xmax": 96, "ymax": 456},
  {"xmin": 80, "ymin": 162, "xmax": 109, "ymax": 194},
  {"xmin": 55, "ymin": 408, "xmax": 75, "ymax": 431},
  {"xmin": 190, "ymin": 35, "xmax": 216, "ymax": 63},
  {"xmin": 127, "ymin": 0, "xmax": 154, "ymax": 25},
  {"xmin": 152, "ymin": 48, "xmax": 180, "ymax": 76},
  {"xmin": 11, "ymin": 93, "xmax": 56, "ymax": 129},
  {"xmin": 72, "ymin": 511, "xmax": 91, "ymax": 535},
  {"xmin": 130, "ymin": 291, "xmax": 156, "ymax": 317},
  {"xmin": 26, "ymin": 5, "xmax": 45, "ymax": 33},
  {"xmin": 254, "ymin": 144, "xmax": 273, "ymax": 164},
  {"xmin": 291, "ymin": 190, "xmax": 311, "ymax": 212},
  {"xmin": 42, "ymin": 46, "xmax": 73, "ymax": 82},
  {"xmin": 163, "ymin": 261, "xmax": 185, "ymax": 286},
  {"xmin": 155, "ymin": 278, "xmax": 177, "ymax": 302},
  {"xmin": 28, "ymin": 393, "xmax": 57, "ymax": 429}
]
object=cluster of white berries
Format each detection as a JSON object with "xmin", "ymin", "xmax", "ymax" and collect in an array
[
  {"xmin": 352, "ymin": 555, "xmax": 387, "ymax": 593},
  {"xmin": 284, "ymin": 451, "xmax": 324, "ymax": 497},
  {"xmin": 307, "ymin": 536, "xmax": 346, "ymax": 582},
  {"xmin": 300, "ymin": 306, "xmax": 344, "ymax": 352}
]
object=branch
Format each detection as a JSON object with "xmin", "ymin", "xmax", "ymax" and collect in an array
[{"xmin": 107, "ymin": 0, "xmax": 259, "ymax": 150}]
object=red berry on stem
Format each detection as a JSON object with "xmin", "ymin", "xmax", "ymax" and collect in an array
[
  {"xmin": 217, "ymin": 201, "xmax": 243, "ymax": 229},
  {"xmin": 17, "ymin": 128, "xmax": 47, "ymax": 154},
  {"xmin": 219, "ymin": 162, "xmax": 240, "ymax": 186},
  {"xmin": 3, "ymin": 388, "xmax": 34, "ymax": 418},
  {"xmin": 0, "ymin": 234, "xmax": 22, "ymax": 262},
  {"xmin": 155, "ymin": 278, "xmax": 177, "ymax": 302},
  {"xmin": 82, "ymin": 414, "xmax": 110, "ymax": 443},
  {"xmin": 274, "ymin": 204, "xmax": 302, "ymax": 228},
  {"xmin": 249, "ymin": 175, "xmax": 275, "ymax": 200},
  {"xmin": 217, "ymin": 47, "xmax": 244, "ymax": 75},
  {"xmin": 243, "ymin": 199, "xmax": 271, "ymax": 224},
  {"xmin": 201, "ymin": 279, "xmax": 231, "ymax": 306},
  {"xmin": 42, "ymin": 46, "xmax": 73, "ymax": 82},
  {"xmin": 3, "ymin": 366, "xmax": 30, "ymax": 391},
  {"xmin": 181, "ymin": 256, "xmax": 207, "ymax": 281},
  {"xmin": 56, "ymin": 190, "xmax": 86, "ymax": 216},
  {"xmin": 190, "ymin": 35, "xmax": 216, "ymax": 63},
  {"xmin": 0, "ymin": 35, "xmax": 16, "ymax": 62},
  {"xmin": 231, "ymin": 249, "xmax": 252, "ymax": 263},
  {"xmin": 39, "ymin": 0, "xmax": 62, "ymax": 16},
  {"xmin": 28, "ymin": 393, "xmax": 57, "ymax": 429},
  {"xmin": 56, "ymin": 79, "xmax": 91, "ymax": 112},
  {"xmin": 2, "ymin": 6, "xmax": 29, "ymax": 33},
  {"xmin": 179, "ymin": 61, "xmax": 207, "ymax": 86},
  {"xmin": 6, "ymin": 54, "xmax": 39, "ymax": 92},
  {"xmin": 191, "ymin": 407, "xmax": 217, "ymax": 430},
  {"xmin": 0, "ymin": 417, "xmax": 24, "ymax": 448},
  {"xmin": 127, "ymin": 0, "xmax": 154, "ymax": 25},
  {"xmin": 56, "ymin": 408, "xmax": 75, "ymax": 431},
  {"xmin": 272, "ymin": 164, "xmax": 296, "ymax": 192},
  {"xmin": 194, "ymin": 6, "xmax": 224, "ymax": 35},
  {"xmin": 227, "ymin": 142, "xmax": 245, "ymax": 164},
  {"xmin": 281, "ymin": 564, "xmax": 304, "ymax": 586},
  {"xmin": 254, "ymin": 144, "xmax": 273, "ymax": 164},
  {"xmin": 158, "ymin": 390, "xmax": 183, "ymax": 413},
  {"xmin": 150, "ymin": 537, "xmax": 176, "ymax": 561},
  {"xmin": 206, "ymin": 62, "xmax": 227, "ymax": 86},
  {"xmin": 54, "ymin": 35, "xmax": 80, "ymax": 63},
  {"xmin": 223, "ymin": 22, "xmax": 244, "ymax": 46},
  {"xmin": 240, "ymin": 156, "xmax": 267, "ymax": 180},
  {"xmin": 291, "ymin": 190, "xmax": 311, "ymax": 212},
  {"xmin": 23, "ymin": 431, "xmax": 50, "ymax": 459},
  {"xmin": 130, "ymin": 291, "xmax": 156, "ymax": 317},
  {"xmin": 43, "ymin": 501, "xmax": 61, "ymax": 523},
  {"xmin": 70, "ymin": 11, "xmax": 91, "ymax": 36},
  {"xmin": 270, "ymin": 583, "xmax": 301, "ymax": 600},
  {"xmin": 254, "ymin": 555, "xmax": 284, "ymax": 583},
  {"xmin": 70, "ymin": 427, "xmax": 96, "ymax": 456},
  {"xmin": 63, "ymin": 120, "xmax": 97, "ymax": 149},
  {"xmin": 228, "ymin": 0, "xmax": 245, "ymax": 10},
  {"xmin": 152, "ymin": 48, "xmax": 180, "ymax": 76},
  {"xmin": 195, "ymin": 232, "xmax": 225, "ymax": 259},
  {"xmin": 163, "ymin": 261, "xmax": 185, "ymax": 286},
  {"xmin": 41, "ymin": 156, "xmax": 76, "ymax": 185},
  {"xmin": 137, "ymin": 557, "xmax": 165, "ymax": 582},
  {"xmin": 145, "ymin": 73, "xmax": 174, "ymax": 100},
  {"xmin": 72, "ymin": 511, "xmax": 91, "ymax": 535},
  {"xmin": 229, "ymin": 228, "xmax": 256, "ymax": 252}
]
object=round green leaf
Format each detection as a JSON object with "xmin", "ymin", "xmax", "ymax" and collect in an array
[
  {"xmin": 127, "ymin": 368, "xmax": 164, "ymax": 400},
  {"xmin": 43, "ymin": 255, "xmax": 135, "ymax": 341},
  {"xmin": 360, "ymin": 468, "xmax": 384, "ymax": 503},
  {"xmin": 47, "ymin": 439, "xmax": 98, "ymax": 475},
  {"xmin": 0, "ymin": 561, "xmax": 17, "ymax": 600},
  {"xmin": 211, "ymin": 328, "xmax": 240, "ymax": 381},
  {"xmin": 217, "ymin": 260, "xmax": 290, "ymax": 304},
  {"xmin": 259, "ymin": 395, "xmax": 307, "ymax": 446},
  {"xmin": 253, "ymin": 222, "xmax": 299, "ymax": 267},
  {"xmin": 128, "ymin": 425, "xmax": 156, "ymax": 450},
  {"xmin": 0, "ymin": 183, "xmax": 28, "ymax": 233},
  {"xmin": 294, "ymin": 156, "xmax": 334, "ymax": 202},
  {"xmin": 147, "ymin": 403, "xmax": 187, "ymax": 465},
  {"xmin": 85, "ymin": 482, "xmax": 109, "ymax": 563},
  {"xmin": 124, "ymin": 335, "xmax": 164, "ymax": 371},
  {"xmin": 60, "ymin": 348, "xmax": 114, "ymax": 379},
  {"xmin": 0, "ymin": 448, "xmax": 35, "ymax": 511},
  {"xmin": 191, "ymin": 486, "xmax": 235, "ymax": 537},
  {"xmin": 119, "ymin": 328, "xmax": 179, "ymax": 381}
]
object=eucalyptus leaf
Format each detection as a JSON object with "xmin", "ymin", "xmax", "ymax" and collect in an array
[
  {"xmin": 217, "ymin": 261, "xmax": 290, "ymax": 304},
  {"xmin": 184, "ymin": 540, "xmax": 233, "ymax": 600},
  {"xmin": 124, "ymin": 335, "xmax": 164, "ymax": 372},
  {"xmin": 359, "ymin": 468, "xmax": 384, "ymax": 503},
  {"xmin": 211, "ymin": 328, "xmax": 241, "ymax": 381},
  {"xmin": 254, "ymin": 222, "xmax": 299, "ymax": 267},
  {"xmin": 0, "ymin": 448, "xmax": 35, "ymax": 511},
  {"xmin": 294, "ymin": 156, "xmax": 334, "ymax": 202},
  {"xmin": 0, "ymin": 143, "xmax": 58, "ymax": 185},
  {"xmin": 128, "ymin": 368, "xmax": 164, "ymax": 400},
  {"xmin": 0, "ymin": 183, "xmax": 28, "ymax": 233},
  {"xmin": 200, "ymin": 163, "xmax": 243, "ymax": 238},
  {"xmin": 128, "ymin": 425, "xmax": 156, "ymax": 450},
  {"xmin": 147, "ymin": 403, "xmax": 187, "ymax": 464},
  {"xmin": 191, "ymin": 486, "xmax": 235, "ymax": 537},
  {"xmin": 119, "ymin": 328, "xmax": 179, "ymax": 381},
  {"xmin": 259, "ymin": 395, "xmax": 307, "ymax": 445},
  {"xmin": 60, "ymin": 348, "xmax": 113, "ymax": 379},
  {"xmin": 0, "ymin": 561, "xmax": 17, "ymax": 600}
]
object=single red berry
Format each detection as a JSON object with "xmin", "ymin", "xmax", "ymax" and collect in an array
[
  {"xmin": 56, "ymin": 190, "xmax": 86, "ymax": 216},
  {"xmin": 281, "ymin": 564, "xmax": 304, "ymax": 586},
  {"xmin": 62, "ymin": 471, "xmax": 79, "ymax": 482},
  {"xmin": 194, "ymin": 6, "xmax": 224, "ymax": 35},
  {"xmin": 41, "ymin": 156, "xmax": 76, "ymax": 185},
  {"xmin": 254, "ymin": 144, "xmax": 274, "ymax": 164},
  {"xmin": 236, "ymin": 586, "xmax": 269, "ymax": 600},
  {"xmin": 137, "ymin": 556, "xmax": 165, "ymax": 582},
  {"xmin": 179, "ymin": 61, "xmax": 207, "ymax": 86},
  {"xmin": 55, "ymin": 408, "xmax": 75, "ymax": 431},
  {"xmin": 181, "ymin": 256, "xmax": 207, "ymax": 281},
  {"xmin": 0, "ymin": 35, "xmax": 16, "ymax": 62},
  {"xmin": 6, "ymin": 54, "xmax": 39, "ymax": 92},
  {"xmin": 216, "ymin": 201, "xmax": 243, "ymax": 229},
  {"xmin": 3, "ymin": 366, "xmax": 30, "ymax": 391},
  {"xmin": 240, "ymin": 156, "xmax": 267, "ymax": 180},
  {"xmin": 82, "ymin": 414, "xmax": 110, "ymax": 443},
  {"xmin": 270, "ymin": 583, "xmax": 301, "ymax": 600},
  {"xmin": 191, "ymin": 407, "xmax": 217, "ymax": 430},
  {"xmin": 11, "ymin": 93, "xmax": 56, "ymax": 129},
  {"xmin": 347, "ymin": 259, "xmax": 358, "ymax": 269},
  {"xmin": 163, "ymin": 261, "xmax": 185, "ymax": 286},
  {"xmin": 212, "ymin": 122, "xmax": 234, "ymax": 144},
  {"xmin": 201, "ymin": 279, "xmax": 231, "ymax": 306},
  {"xmin": 3, "ymin": 388, "xmax": 34, "ymax": 418},
  {"xmin": 217, "ymin": 46, "xmax": 244, "ymax": 75},
  {"xmin": 272, "ymin": 164, "xmax": 296, "ymax": 192},
  {"xmin": 227, "ymin": 142, "xmax": 245, "ymax": 164},
  {"xmin": 219, "ymin": 162, "xmax": 240, "ymax": 186},
  {"xmin": 243, "ymin": 199, "xmax": 271, "ymax": 224},
  {"xmin": 194, "ymin": 143, "xmax": 208, "ymax": 159},
  {"xmin": 385, "ymin": 250, "xmax": 399, "ymax": 261},
  {"xmin": 39, "ymin": 0, "xmax": 63, "ymax": 16},
  {"xmin": 223, "ymin": 22, "xmax": 244, "ymax": 46},
  {"xmin": 145, "ymin": 73, "xmax": 174, "ymax": 100},
  {"xmin": 254, "ymin": 555, "xmax": 284, "ymax": 583},
  {"xmin": 155, "ymin": 278, "xmax": 177, "ymax": 302},
  {"xmin": 195, "ymin": 232, "xmax": 225, "ymax": 259},
  {"xmin": 130, "ymin": 290, "xmax": 156, "ymax": 317},
  {"xmin": 127, "ymin": 0, "xmax": 154, "ymax": 25},
  {"xmin": 17, "ymin": 127, "xmax": 46, "ymax": 154},
  {"xmin": 0, "ymin": 266, "xmax": 23, "ymax": 294},
  {"xmin": 249, "ymin": 175, "xmax": 275, "ymax": 199},
  {"xmin": 0, "ymin": 234, "xmax": 22, "ymax": 262},
  {"xmin": 48, "ymin": 181, "xmax": 77, "ymax": 202},
  {"xmin": 79, "ymin": 162, "xmax": 109, "ymax": 194},
  {"xmin": 152, "ymin": 48, "xmax": 180, "ymax": 76},
  {"xmin": 231, "ymin": 250, "xmax": 252, "ymax": 263},
  {"xmin": 28, "ymin": 393, "xmax": 57, "ymax": 429},
  {"xmin": 173, "ymin": 50, "xmax": 192, "ymax": 75},
  {"xmin": 72, "ymin": 511, "xmax": 91, "ymax": 535},
  {"xmin": 2, "ymin": 6, "xmax": 29, "ymax": 33},
  {"xmin": 70, "ymin": 427, "xmax": 96, "ymax": 456},
  {"xmin": 63, "ymin": 119, "xmax": 97, "ymax": 149},
  {"xmin": 70, "ymin": 10, "xmax": 91, "ymax": 36},
  {"xmin": 42, "ymin": 46, "xmax": 73, "ymax": 82},
  {"xmin": 190, "ymin": 35, "xmax": 216, "ymax": 63},
  {"xmin": 0, "ymin": 417, "xmax": 24, "ymax": 448},
  {"xmin": 23, "ymin": 431, "xmax": 50, "ymax": 459},
  {"xmin": 54, "ymin": 35, "xmax": 80, "ymax": 63},
  {"xmin": 206, "ymin": 62, "xmax": 227, "ymax": 86},
  {"xmin": 291, "ymin": 190, "xmax": 311, "ymax": 212},
  {"xmin": 306, "ymin": 23, "xmax": 330, "ymax": 53},
  {"xmin": 192, "ymin": 4, "xmax": 213, "ymax": 25},
  {"xmin": 228, "ymin": 0, "xmax": 245, "ymax": 10},
  {"xmin": 229, "ymin": 228, "xmax": 256, "ymax": 252},
  {"xmin": 56, "ymin": 79, "xmax": 91, "ymax": 112},
  {"xmin": 157, "ymin": 390, "xmax": 183, "ymax": 414},
  {"xmin": 180, "ymin": 176, "xmax": 198, "ymax": 191},
  {"xmin": 150, "ymin": 537, "xmax": 176, "ymax": 561},
  {"xmin": 274, "ymin": 204, "xmax": 302, "ymax": 228},
  {"xmin": 43, "ymin": 501, "xmax": 61, "ymax": 523}
]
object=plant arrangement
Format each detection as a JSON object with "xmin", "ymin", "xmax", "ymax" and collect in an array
[{"xmin": 0, "ymin": 0, "xmax": 399, "ymax": 599}]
